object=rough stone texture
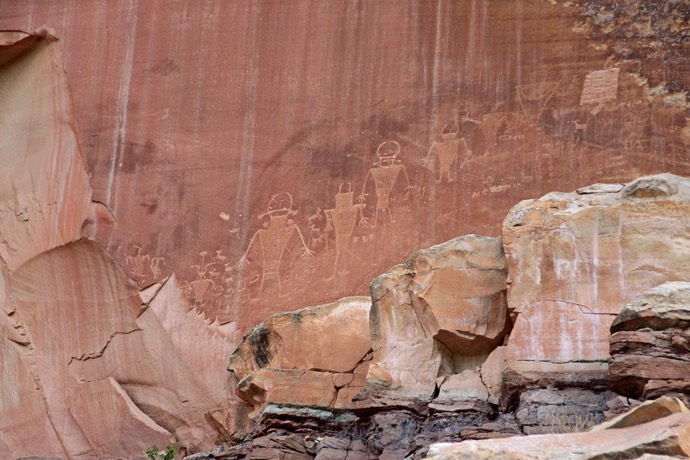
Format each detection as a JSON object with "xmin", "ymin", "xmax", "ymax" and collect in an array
[
  {"xmin": 365, "ymin": 235, "xmax": 508, "ymax": 403},
  {"xmin": 504, "ymin": 300, "xmax": 615, "ymax": 396},
  {"xmin": 504, "ymin": 174, "xmax": 690, "ymax": 317},
  {"xmin": 0, "ymin": 30, "xmax": 92, "ymax": 272},
  {"xmin": 2, "ymin": 0, "xmax": 688, "ymax": 332},
  {"xmin": 429, "ymin": 370, "xmax": 491, "ymax": 413},
  {"xmin": 502, "ymin": 174, "xmax": 690, "ymax": 401},
  {"xmin": 610, "ymin": 281, "xmax": 690, "ymax": 401},
  {"xmin": 427, "ymin": 412, "xmax": 690, "ymax": 460},
  {"xmin": 228, "ymin": 297, "xmax": 372, "ymax": 417},
  {"xmin": 8, "ymin": 239, "xmax": 244, "ymax": 457},
  {"xmin": 592, "ymin": 396, "xmax": 689, "ymax": 432},
  {"xmin": 480, "ymin": 345, "xmax": 506, "ymax": 405},
  {"xmin": 515, "ymin": 389, "xmax": 608, "ymax": 435},
  {"xmin": 0, "ymin": 3, "xmax": 689, "ymax": 457}
]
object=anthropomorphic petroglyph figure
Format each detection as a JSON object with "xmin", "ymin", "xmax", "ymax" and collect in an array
[
  {"xmin": 307, "ymin": 208, "xmax": 332, "ymax": 252},
  {"xmin": 126, "ymin": 246, "xmax": 151, "ymax": 278},
  {"xmin": 324, "ymin": 182, "xmax": 366, "ymax": 277},
  {"xmin": 423, "ymin": 123, "xmax": 471, "ymax": 184},
  {"xmin": 236, "ymin": 192, "xmax": 313, "ymax": 298},
  {"xmin": 359, "ymin": 141, "xmax": 410, "ymax": 226}
]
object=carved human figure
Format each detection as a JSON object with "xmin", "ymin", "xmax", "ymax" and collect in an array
[
  {"xmin": 423, "ymin": 123, "xmax": 471, "ymax": 184},
  {"xmin": 359, "ymin": 141, "xmax": 410, "ymax": 226},
  {"xmin": 324, "ymin": 182, "xmax": 367, "ymax": 277},
  {"xmin": 236, "ymin": 192, "xmax": 313, "ymax": 298},
  {"xmin": 125, "ymin": 246, "xmax": 151, "ymax": 278}
]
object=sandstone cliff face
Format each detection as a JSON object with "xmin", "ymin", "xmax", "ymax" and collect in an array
[
  {"xmin": 0, "ymin": 1, "xmax": 689, "ymax": 458},
  {"xmin": 0, "ymin": 32, "xmax": 237, "ymax": 459},
  {"xmin": 1, "ymin": 0, "xmax": 688, "ymax": 329}
]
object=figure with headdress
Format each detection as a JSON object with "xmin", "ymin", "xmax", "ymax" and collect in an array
[
  {"xmin": 324, "ymin": 182, "xmax": 366, "ymax": 277},
  {"xmin": 422, "ymin": 121, "xmax": 471, "ymax": 184},
  {"xmin": 236, "ymin": 192, "xmax": 313, "ymax": 297},
  {"xmin": 358, "ymin": 140, "xmax": 410, "ymax": 227}
]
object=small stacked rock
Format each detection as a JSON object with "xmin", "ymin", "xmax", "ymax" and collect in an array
[{"xmin": 609, "ymin": 281, "xmax": 690, "ymax": 402}]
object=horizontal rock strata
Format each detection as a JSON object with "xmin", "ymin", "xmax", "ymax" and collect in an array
[{"xmin": 610, "ymin": 281, "xmax": 690, "ymax": 401}]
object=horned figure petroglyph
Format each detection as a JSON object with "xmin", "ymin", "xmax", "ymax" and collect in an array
[
  {"xmin": 358, "ymin": 141, "xmax": 411, "ymax": 226},
  {"xmin": 422, "ymin": 118, "xmax": 472, "ymax": 184},
  {"xmin": 307, "ymin": 208, "xmax": 332, "ymax": 252},
  {"xmin": 236, "ymin": 192, "xmax": 313, "ymax": 298},
  {"xmin": 324, "ymin": 182, "xmax": 367, "ymax": 277},
  {"xmin": 126, "ymin": 246, "xmax": 166, "ymax": 280},
  {"xmin": 126, "ymin": 246, "xmax": 151, "ymax": 278},
  {"xmin": 516, "ymin": 77, "xmax": 558, "ymax": 126}
]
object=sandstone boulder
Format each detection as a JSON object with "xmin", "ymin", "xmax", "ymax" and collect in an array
[
  {"xmin": 365, "ymin": 235, "xmax": 508, "ymax": 403},
  {"xmin": 609, "ymin": 281, "xmax": 690, "ymax": 400},
  {"xmin": 502, "ymin": 174, "xmax": 690, "ymax": 397},
  {"xmin": 503, "ymin": 173, "xmax": 690, "ymax": 317},
  {"xmin": 591, "ymin": 396, "xmax": 689, "ymax": 432},
  {"xmin": 228, "ymin": 297, "xmax": 372, "ymax": 417},
  {"xmin": 428, "ymin": 412, "xmax": 690, "ymax": 459}
]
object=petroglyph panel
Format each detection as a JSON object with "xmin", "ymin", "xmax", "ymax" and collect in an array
[{"xmin": 2, "ymin": 1, "xmax": 688, "ymax": 335}]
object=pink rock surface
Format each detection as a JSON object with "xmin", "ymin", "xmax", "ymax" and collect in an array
[
  {"xmin": 503, "ymin": 174, "xmax": 690, "ymax": 317},
  {"xmin": 1, "ymin": 1, "xmax": 688, "ymax": 332},
  {"xmin": 228, "ymin": 297, "xmax": 372, "ymax": 417},
  {"xmin": 365, "ymin": 235, "xmax": 508, "ymax": 402},
  {"xmin": 0, "ymin": 31, "xmax": 92, "ymax": 272},
  {"xmin": 505, "ymin": 300, "xmax": 615, "ymax": 388},
  {"xmin": 9, "ymin": 240, "xmax": 175, "ymax": 458}
]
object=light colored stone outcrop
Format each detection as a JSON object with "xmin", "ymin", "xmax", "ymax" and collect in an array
[
  {"xmin": 591, "ymin": 396, "xmax": 689, "ymax": 432},
  {"xmin": 609, "ymin": 281, "xmax": 690, "ymax": 400},
  {"xmin": 228, "ymin": 297, "xmax": 372, "ymax": 417},
  {"xmin": 428, "ymin": 411, "xmax": 690, "ymax": 459},
  {"xmin": 504, "ymin": 173, "xmax": 690, "ymax": 317},
  {"xmin": 505, "ymin": 300, "xmax": 614, "ymax": 392},
  {"xmin": 365, "ymin": 235, "xmax": 508, "ymax": 403},
  {"xmin": 502, "ymin": 174, "xmax": 690, "ymax": 394}
]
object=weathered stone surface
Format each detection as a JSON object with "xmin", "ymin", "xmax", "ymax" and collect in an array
[
  {"xmin": 5, "ymin": 0, "xmax": 688, "ymax": 336},
  {"xmin": 592, "ymin": 396, "xmax": 689, "ymax": 432},
  {"xmin": 480, "ymin": 345, "xmax": 506, "ymax": 405},
  {"xmin": 365, "ymin": 235, "xmax": 507, "ymax": 403},
  {"xmin": 515, "ymin": 389, "xmax": 608, "ymax": 435},
  {"xmin": 228, "ymin": 297, "xmax": 372, "ymax": 417},
  {"xmin": 612, "ymin": 281, "xmax": 690, "ymax": 332},
  {"xmin": 9, "ymin": 240, "xmax": 175, "ymax": 458},
  {"xmin": 0, "ymin": 30, "xmax": 92, "ymax": 272},
  {"xmin": 610, "ymin": 281, "xmax": 690, "ymax": 400},
  {"xmin": 1, "ymin": 4, "xmax": 689, "ymax": 458},
  {"xmin": 504, "ymin": 300, "xmax": 615, "ymax": 394},
  {"xmin": 230, "ymin": 297, "xmax": 371, "ymax": 378},
  {"xmin": 429, "ymin": 370, "xmax": 491, "ymax": 413},
  {"xmin": 502, "ymin": 174, "xmax": 690, "ymax": 404},
  {"xmin": 314, "ymin": 437, "xmax": 367, "ymax": 460},
  {"xmin": 428, "ymin": 412, "xmax": 690, "ymax": 460},
  {"xmin": 504, "ymin": 174, "xmax": 690, "ymax": 318}
]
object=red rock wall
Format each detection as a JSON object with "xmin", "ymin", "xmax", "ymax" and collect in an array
[{"xmin": 1, "ymin": 0, "xmax": 688, "ymax": 345}]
